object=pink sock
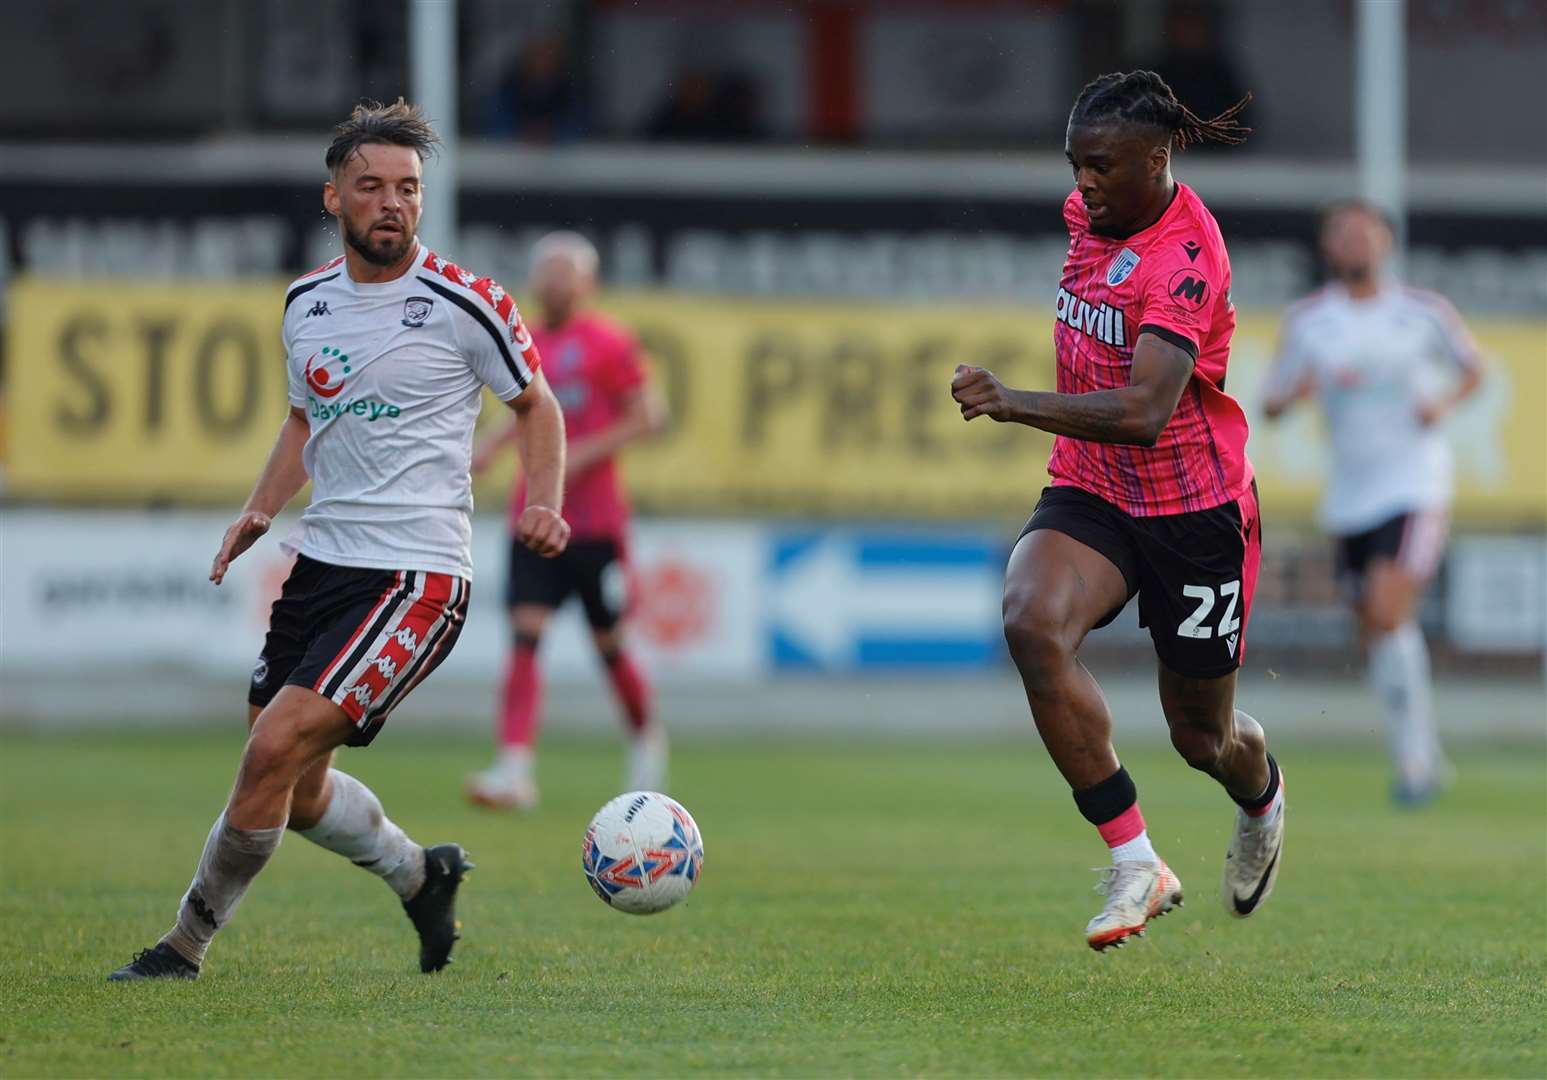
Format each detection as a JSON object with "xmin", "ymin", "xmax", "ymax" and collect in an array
[
  {"xmin": 499, "ymin": 643, "xmax": 541, "ymax": 748},
  {"xmin": 1098, "ymin": 804, "xmax": 1158, "ymax": 864},
  {"xmin": 1096, "ymin": 804, "xmax": 1146, "ymax": 848},
  {"xmin": 604, "ymin": 651, "xmax": 652, "ymax": 734}
]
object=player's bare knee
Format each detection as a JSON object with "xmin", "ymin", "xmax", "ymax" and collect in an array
[
  {"xmin": 1362, "ymin": 598, "xmax": 1403, "ymax": 637},
  {"xmin": 238, "ymin": 726, "xmax": 305, "ymax": 789},
  {"xmin": 591, "ymin": 626, "xmax": 621, "ymax": 656},
  {"xmin": 511, "ymin": 605, "xmax": 552, "ymax": 643},
  {"xmin": 1169, "ymin": 722, "xmax": 1227, "ymax": 773},
  {"xmin": 1003, "ymin": 593, "xmax": 1073, "ymax": 681}
]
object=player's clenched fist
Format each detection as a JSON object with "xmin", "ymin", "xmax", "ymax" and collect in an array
[
  {"xmin": 209, "ymin": 511, "xmax": 272, "ymax": 585},
  {"xmin": 952, "ymin": 364, "xmax": 1021, "ymax": 422},
  {"xmin": 518, "ymin": 505, "xmax": 570, "ymax": 558}
]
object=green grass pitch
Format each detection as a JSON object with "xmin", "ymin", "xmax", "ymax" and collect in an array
[{"xmin": 1, "ymin": 729, "xmax": 1542, "ymax": 1077}]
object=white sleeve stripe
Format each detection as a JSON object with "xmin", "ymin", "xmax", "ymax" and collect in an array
[{"xmin": 1403, "ymin": 293, "xmax": 1481, "ymax": 369}]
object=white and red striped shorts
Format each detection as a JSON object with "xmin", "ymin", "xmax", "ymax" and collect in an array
[{"xmin": 250, "ymin": 555, "xmax": 470, "ymax": 745}]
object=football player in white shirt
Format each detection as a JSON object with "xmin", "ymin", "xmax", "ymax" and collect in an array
[
  {"xmin": 110, "ymin": 100, "xmax": 571, "ymax": 981},
  {"xmin": 1263, "ymin": 200, "xmax": 1484, "ymax": 806}
]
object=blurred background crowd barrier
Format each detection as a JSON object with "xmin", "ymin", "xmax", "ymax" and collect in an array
[{"xmin": 1, "ymin": 0, "xmax": 1543, "ymax": 726}]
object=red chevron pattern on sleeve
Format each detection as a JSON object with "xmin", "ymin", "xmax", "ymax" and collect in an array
[{"xmin": 421, "ymin": 249, "xmax": 541, "ymax": 373}]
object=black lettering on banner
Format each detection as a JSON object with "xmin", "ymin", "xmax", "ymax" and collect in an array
[
  {"xmin": 905, "ymin": 337, "xmax": 950, "ymax": 458},
  {"xmin": 823, "ymin": 335, "xmax": 882, "ymax": 449},
  {"xmin": 743, "ymin": 332, "xmax": 804, "ymax": 447},
  {"xmin": 971, "ymin": 339, "xmax": 1038, "ymax": 459},
  {"xmin": 56, "ymin": 316, "xmax": 111, "ymax": 434},
  {"xmin": 194, "ymin": 320, "xmax": 260, "ymax": 438},
  {"xmin": 138, "ymin": 319, "xmax": 176, "ymax": 433}
]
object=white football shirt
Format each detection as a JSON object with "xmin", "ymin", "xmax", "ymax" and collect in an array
[
  {"xmin": 279, "ymin": 242, "xmax": 540, "ymax": 578},
  {"xmin": 1266, "ymin": 282, "xmax": 1481, "ymax": 534}
]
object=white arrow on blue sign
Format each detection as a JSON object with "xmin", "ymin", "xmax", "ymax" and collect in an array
[{"xmin": 766, "ymin": 532, "xmax": 1005, "ymax": 670}]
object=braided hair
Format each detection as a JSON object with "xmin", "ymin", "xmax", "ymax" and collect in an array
[{"xmin": 1069, "ymin": 70, "xmax": 1251, "ymax": 151}]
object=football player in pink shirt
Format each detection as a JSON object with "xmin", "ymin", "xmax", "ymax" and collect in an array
[
  {"xmin": 952, "ymin": 71, "xmax": 1283, "ymax": 951},
  {"xmin": 467, "ymin": 232, "xmax": 669, "ymax": 810}
]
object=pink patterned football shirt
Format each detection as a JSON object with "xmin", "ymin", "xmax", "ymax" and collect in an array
[
  {"xmin": 510, "ymin": 311, "xmax": 647, "ymax": 540},
  {"xmin": 1047, "ymin": 182, "xmax": 1253, "ymax": 516}
]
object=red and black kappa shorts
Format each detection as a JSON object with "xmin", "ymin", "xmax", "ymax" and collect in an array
[{"xmin": 249, "ymin": 555, "xmax": 470, "ymax": 745}]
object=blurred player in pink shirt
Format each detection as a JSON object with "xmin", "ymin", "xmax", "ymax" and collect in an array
[{"xmin": 466, "ymin": 232, "xmax": 669, "ymax": 810}]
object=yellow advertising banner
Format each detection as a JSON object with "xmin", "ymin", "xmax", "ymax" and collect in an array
[
  {"xmin": 596, "ymin": 293, "xmax": 1547, "ymax": 526},
  {"xmin": 7, "ymin": 279, "xmax": 1545, "ymax": 524},
  {"xmin": 7, "ymin": 279, "xmax": 292, "ymax": 502}
]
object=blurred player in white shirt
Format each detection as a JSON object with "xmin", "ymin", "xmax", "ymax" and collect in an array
[{"xmin": 1264, "ymin": 200, "xmax": 1485, "ymax": 805}]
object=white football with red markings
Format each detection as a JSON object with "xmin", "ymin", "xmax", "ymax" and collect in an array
[{"xmin": 582, "ymin": 791, "xmax": 704, "ymax": 915}]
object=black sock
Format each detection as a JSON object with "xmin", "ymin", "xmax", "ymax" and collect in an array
[
  {"xmin": 1073, "ymin": 767, "xmax": 1137, "ymax": 826},
  {"xmin": 1234, "ymin": 753, "xmax": 1281, "ymax": 813}
]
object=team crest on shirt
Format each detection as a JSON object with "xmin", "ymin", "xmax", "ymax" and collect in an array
[
  {"xmin": 1106, "ymin": 247, "xmax": 1141, "ymax": 286},
  {"xmin": 401, "ymin": 296, "xmax": 434, "ymax": 328}
]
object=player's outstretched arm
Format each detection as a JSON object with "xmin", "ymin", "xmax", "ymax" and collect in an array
[
  {"xmin": 210, "ymin": 407, "xmax": 310, "ymax": 584},
  {"xmin": 1417, "ymin": 352, "xmax": 1486, "ymax": 427},
  {"xmin": 566, "ymin": 384, "xmax": 670, "ymax": 478},
  {"xmin": 1262, "ymin": 314, "xmax": 1315, "ymax": 420},
  {"xmin": 507, "ymin": 371, "xmax": 571, "ymax": 558},
  {"xmin": 1261, "ymin": 357, "xmax": 1313, "ymax": 420},
  {"xmin": 1261, "ymin": 381, "xmax": 1311, "ymax": 420},
  {"xmin": 951, "ymin": 333, "xmax": 1195, "ymax": 446}
]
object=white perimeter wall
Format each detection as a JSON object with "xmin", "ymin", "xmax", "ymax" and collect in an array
[{"xmin": 2, "ymin": 510, "xmax": 1542, "ymax": 734}]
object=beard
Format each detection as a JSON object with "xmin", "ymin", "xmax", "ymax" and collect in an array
[
  {"xmin": 1331, "ymin": 258, "xmax": 1374, "ymax": 282},
  {"xmin": 343, "ymin": 217, "xmax": 415, "ymax": 266}
]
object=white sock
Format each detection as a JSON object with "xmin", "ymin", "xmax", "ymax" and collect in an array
[
  {"xmin": 625, "ymin": 726, "xmax": 668, "ymax": 793},
  {"xmin": 1243, "ymin": 786, "xmax": 1285, "ymax": 830},
  {"xmin": 161, "ymin": 813, "xmax": 283, "ymax": 966},
  {"xmin": 1109, "ymin": 830, "xmax": 1159, "ymax": 864},
  {"xmin": 298, "ymin": 770, "xmax": 425, "ymax": 900},
  {"xmin": 1370, "ymin": 622, "xmax": 1439, "ymax": 786},
  {"xmin": 496, "ymin": 745, "xmax": 535, "ymax": 781}
]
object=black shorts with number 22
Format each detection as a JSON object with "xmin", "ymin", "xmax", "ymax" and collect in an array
[{"xmin": 1021, "ymin": 483, "xmax": 1263, "ymax": 679}]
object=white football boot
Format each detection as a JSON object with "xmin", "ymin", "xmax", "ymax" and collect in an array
[
  {"xmin": 624, "ymin": 725, "xmax": 669, "ymax": 794},
  {"xmin": 1085, "ymin": 860, "xmax": 1184, "ymax": 951},
  {"xmin": 464, "ymin": 764, "xmax": 539, "ymax": 811},
  {"xmin": 1222, "ymin": 784, "xmax": 1285, "ymax": 918}
]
